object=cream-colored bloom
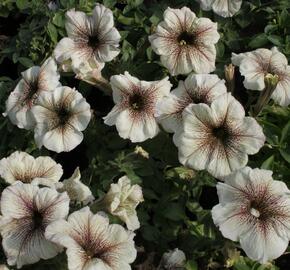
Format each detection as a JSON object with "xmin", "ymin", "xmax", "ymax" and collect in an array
[
  {"xmin": 156, "ymin": 74, "xmax": 227, "ymax": 133},
  {"xmin": 162, "ymin": 248, "xmax": 186, "ymax": 269},
  {"xmin": 104, "ymin": 72, "xmax": 172, "ymax": 142},
  {"xmin": 149, "ymin": 7, "xmax": 220, "ymax": 75},
  {"xmin": 212, "ymin": 167, "xmax": 290, "ymax": 264},
  {"xmin": 54, "ymin": 4, "xmax": 120, "ymax": 75},
  {"xmin": 4, "ymin": 58, "xmax": 60, "ymax": 129},
  {"xmin": 174, "ymin": 93, "xmax": 265, "ymax": 179},
  {"xmin": 0, "ymin": 265, "xmax": 9, "ymax": 270},
  {"xmin": 103, "ymin": 176, "xmax": 144, "ymax": 231},
  {"xmin": 0, "ymin": 151, "xmax": 63, "ymax": 186},
  {"xmin": 56, "ymin": 167, "xmax": 94, "ymax": 204},
  {"xmin": 232, "ymin": 47, "xmax": 290, "ymax": 107},
  {"xmin": 45, "ymin": 207, "xmax": 137, "ymax": 270},
  {"xmin": 31, "ymin": 86, "xmax": 91, "ymax": 153},
  {"xmin": 197, "ymin": 0, "xmax": 242, "ymax": 17},
  {"xmin": 0, "ymin": 182, "xmax": 70, "ymax": 268}
]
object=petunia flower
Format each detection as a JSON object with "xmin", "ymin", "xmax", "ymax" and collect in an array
[
  {"xmin": 149, "ymin": 7, "xmax": 220, "ymax": 75},
  {"xmin": 4, "ymin": 57, "xmax": 60, "ymax": 129},
  {"xmin": 197, "ymin": 0, "xmax": 242, "ymax": 17},
  {"xmin": 212, "ymin": 167, "xmax": 290, "ymax": 264},
  {"xmin": 102, "ymin": 175, "xmax": 144, "ymax": 231},
  {"xmin": 232, "ymin": 47, "xmax": 290, "ymax": 107},
  {"xmin": 45, "ymin": 207, "xmax": 137, "ymax": 270},
  {"xmin": 0, "ymin": 182, "xmax": 70, "ymax": 268},
  {"xmin": 161, "ymin": 248, "xmax": 186, "ymax": 269},
  {"xmin": 0, "ymin": 151, "xmax": 63, "ymax": 186},
  {"xmin": 55, "ymin": 167, "xmax": 94, "ymax": 204},
  {"xmin": 156, "ymin": 74, "xmax": 227, "ymax": 133},
  {"xmin": 54, "ymin": 3, "xmax": 120, "ymax": 75},
  {"xmin": 31, "ymin": 86, "xmax": 91, "ymax": 153},
  {"xmin": 174, "ymin": 93, "xmax": 265, "ymax": 179},
  {"xmin": 103, "ymin": 72, "xmax": 172, "ymax": 142}
]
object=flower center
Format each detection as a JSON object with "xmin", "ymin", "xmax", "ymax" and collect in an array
[
  {"xmin": 177, "ymin": 31, "xmax": 196, "ymax": 45},
  {"xmin": 56, "ymin": 106, "xmax": 71, "ymax": 126},
  {"xmin": 32, "ymin": 210, "xmax": 43, "ymax": 230},
  {"xmin": 23, "ymin": 80, "xmax": 39, "ymax": 107},
  {"xmin": 88, "ymin": 35, "xmax": 100, "ymax": 49},
  {"xmin": 212, "ymin": 126, "xmax": 230, "ymax": 143},
  {"xmin": 129, "ymin": 93, "xmax": 145, "ymax": 111},
  {"xmin": 250, "ymin": 207, "xmax": 260, "ymax": 218}
]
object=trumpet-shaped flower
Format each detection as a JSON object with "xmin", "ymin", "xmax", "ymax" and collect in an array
[
  {"xmin": 156, "ymin": 74, "xmax": 227, "ymax": 133},
  {"xmin": 54, "ymin": 4, "xmax": 120, "ymax": 75},
  {"xmin": 212, "ymin": 167, "xmax": 290, "ymax": 264},
  {"xmin": 174, "ymin": 93, "xmax": 265, "ymax": 179},
  {"xmin": 31, "ymin": 86, "xmax": 91, "ymax": 153},
  {"xmin": 0, "ymin": 182, "xmax": 70, "ymax": 268},
  {"xmin": 0, "ymin": 151, "xmax": 63, "ymax": 186},
  {"xmin": 4, "ymin": 58, "xmax": 60, "ymax": 129},
  {"xmin": 104, "ymin": 72, "xmax": 172, "ymax": 142},
  {"xmin": 45, "ymin": 207, "xmax": 137, "ymax": 270},
  {"xmin": 149, "ymin": 7, "xmax": 220, "ymax": 75},
  {"xmin": 197, "ymin": 0, "xmax": 242, "ymax": 17},
  {"xmin": 56, "ymin": 167, "xmax": 94, "ymax": 204},
  {"xmin": 232, "ymin": 47, "xmax": 290, "ymax": 107},
  {"xmin": 103, "ymin": 175, "xmax": 144, "ymax": 231},
  {"xmin": 161, "ymin": 248, "xmax": 186, "ymax": 269}
]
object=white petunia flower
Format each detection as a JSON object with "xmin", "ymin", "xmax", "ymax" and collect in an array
[
  {"xmin": 212, "ymin": 167, "xmax": 290, "ymax": 264},
  {"xmin": 174, "ymin": 93, "xmax": 265, "ymax": 179},
  {"xmin": 31, "ymin": 86, "xmax": 91, "ymax": 153},
  {"xmin": 0, "ymin": 151, "xmax": 63, "ymax": 186},
  {"xmin": 103, "ymin": 175, "xmax": 144, "ymax": 231},
  {"xmin": 0, "ymin": 265, "xmax": 9, "ymax": 270},
  {"xmin": 197, "ymin": 0, "xmax": 242, "ymax": 17},
  {"xmin": 4, "ymin": 58, "xmax": 60, "ymax": 129},
  {"xmin": 161, "ymin": 248, "xmax": 186, "ymax": 269},
  {"xmin": 45, "ymin": 207, "xmax": 137, "ymax": 270},
  {"xmin": 56, "ymin": 167, "xmax": 94, "ymax": 204},
  {"xmin": 54, "ymin": 3, "xmax": 120, "ymax": 75},
  {"xmin": 232, "ymin": 47, "xmax": 290, "ymax": 107},
  {"xmin": 104, "ymin": 72, "xmax": 172, "ymax": 142},
  {"xmin": 0, "ymin": 182, "xmax": 70, "ymax": 268},
  {"xmin": 149, "ymin": 7, "xmax": 220, "ymax": 75},
  {"xmin": 156, "ymin": 74, "xmax": 227, "ymax": 133}
]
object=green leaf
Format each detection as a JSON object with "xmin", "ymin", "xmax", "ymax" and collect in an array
[
  {"xmin": 16, "ymin": 0, "xmax": 29, "ymax": 10},
  {"xmin": 186, "ymin": 260, "xmax": 198, "ymax": 270},
  {"xmin": 280, "ymin": 148, "xmax": 290, "ymax": 164},
  {"xmin": 162, "ymin": 203, "xmax": 185, "ymax": 221},
  {"xmin": 52, "ymin": 13, "xmax": 64, "ymax": 28},
  {"xmin": 267, "ymin": 35, "xmax": 284, "ymax": 46},
  {"xmin": 280, "ymin": 120, "xmax": 290, "ymax": 143},
  {"xmin": 47, "ymin": 23, "xmax": 58, "ymax": 44},
  {"xmin": 18, "ymin": 57, "xmax": 34, "ymax": 67},
  {"xmin": 279, "ymin": 9, "xmax": 290, "ymax": 28},
  {"xmin": 261, "ymin": 155, "xmax": 274, "ymax": 170},
  {"xmin": 248, "ymin": 33, "xmax": 268, "ymax": 49}
]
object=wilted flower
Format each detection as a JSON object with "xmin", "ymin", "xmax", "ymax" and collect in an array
[
  {"xmin": 149, "ymin": 7, "xmax": 220, "ymax": 75},
  {"xmin": 54, "ymin": 4, "xmax": 120, "ymax": 75},
  {"xmin": 56, "ymin": 167, "xmax": 94, "ymax": 204},
  {"xmin": 31, "ymin": 86, "xmax": 91, "ymax": 153},
  {"xmin": 4, "ymin": 58, "xmax": 60, "ymax": 129},
  {"xmin": 0, "ymin": 182, "xmax": 70, "ymax": 268},
  {"xmin": 197, "ymin": 0, "xmax": 242, "ymax": 17},
  {"xmin": 232, "ymin": 47, "xmax": 290, "ymax": 106},
  {"xmin": 134, "ymin": 146, "xmax": 149, "ymax": 159},
  {"xmin": 102, "ymin": 175, "xmax": 144, "ymax": 231},
  {"xmin": 156, "ymin": 74, "xmax": 227, "ymax": 133},
  {"xmin": 104, "ymin": 72, "xmax": 172, "ymax": 142},
  {"xmin": 212, "ymin": 167, "xmax": 290, "ymax": 264},
  {"xmin": 161, "ymin": 248, "xmax": 186, "ymax": 269},
  {"xmin": 45, "ymin": 207, "xmax": 137, "ymax": 270},
  {"xmin": 0, "ymin": 151, "xmax": 63, "ymax": 186},
  {"xmin": 174, "ymin": 93, "xmax": 265, "ymax": 179}
]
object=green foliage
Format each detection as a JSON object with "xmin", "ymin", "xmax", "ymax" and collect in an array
[{"xmin": 0, "ymin": 0, "xmax": 290, "ymax": 269}]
